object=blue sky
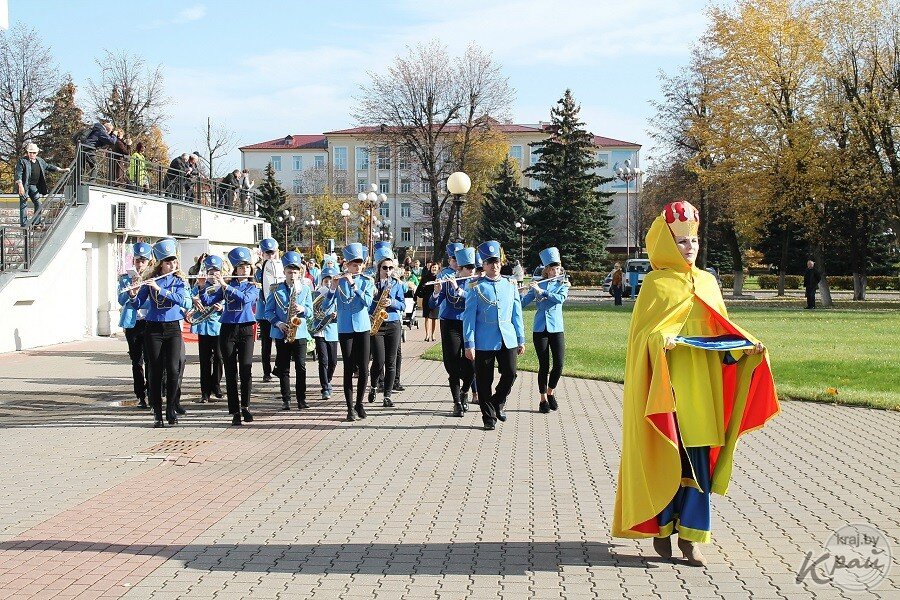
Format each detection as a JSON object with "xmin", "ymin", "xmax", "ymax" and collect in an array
[{"xmin": 8, "ymin": 0, "xmax": 709, "ymax": 171}]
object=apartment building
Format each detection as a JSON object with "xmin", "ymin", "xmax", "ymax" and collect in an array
[{"xmin": 240, "ymin": 123, "xmax": 641, "ymax": 254}]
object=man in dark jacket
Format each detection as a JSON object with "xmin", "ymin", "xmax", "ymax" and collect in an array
[
  {"xmin": 804, "ymin": 260, "xmax": 821, "ymax": 309},
  {"xmin": 165, "ymin": 153, "xmax": 190, "ymax": 199},
  {"xmin": 81, "ymin": 121, "xmax": 117, "ymax": 182},
  {"xmin": 219, "ymin": 169, "xmax": 241, "ymax": 209},
  {"xmin": 14, "ymin": 143, "xmax": 69, "ymax": 226}
]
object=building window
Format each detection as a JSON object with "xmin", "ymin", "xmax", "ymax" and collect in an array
[
  {"xmin": 400, "ymin": 179, "xmax": 411, "ymax": 194},
  {"xmin": 270, "ymin": 156, "xmax": 282, "ymax": 171},
  {"xmin": 292, "ymin": 179, "xmax": 302, "ymax": 194},
  {"xmin": 377, "ymin": 147, "xmax": 391, "ymax": 171},
  {"xmin": 357, "ymin": 178, "xmax": 368, "ymax": 193},
  {"xmin": 510, "ymin": 145, "xmax": 523, "ymax": 163},
  {"xmin": 401, "ymin": 202, "xmax": 411, "ymax": 218},
  {"xmin": 379, "ymin": 204, "xmax": 390, "ymax": 218},
  {"xmin": 398, "ymin": 151, "xmax": 411, "ymax": 171},
  {"xmin": 314, "ymin": 155, "xmax": 325, "ymax": 169},
  {"xmin": 355, "ymin": 147, "xmax": 369, "ymax": 171},
  {"xmin": 421, "ymin": 180, "xmax": 431, "ymax": 194},
  {"xmin": 333, "ymin": 147, "xmax": 348, "ymax": 170},
  {"xmin": 422, "ymin": 202, "xmax": 432, "ymax": 217},
  {"xmin": 292, "ymin": 156, "xmax": 302, "ymax": 171},
  {"xmin": 530, "ymin": 151, "xmax": 539, "ymax": 166},
  {"xmin": 379, "ymin": 178, "xmax": 389, "ymax": 194},
  {"xmin": 334, "ymin": 179, "xmax": 347, "ymax": 194},
  {"xmin": 401, "ymin": 227, "xmax": 411, "ymax": 243}
]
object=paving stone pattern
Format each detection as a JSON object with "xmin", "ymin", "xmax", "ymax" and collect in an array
[{"xmin": 0, "ymin": 337, "xmax": 897, "ymax": 599}]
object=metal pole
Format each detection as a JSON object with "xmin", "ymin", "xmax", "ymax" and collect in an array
[{"xmin": 624, "ymin": 179, "xmax": 630, "ymax": 258}]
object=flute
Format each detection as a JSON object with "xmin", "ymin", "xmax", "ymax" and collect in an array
[
  {"xmin": 518, "ymin": 274, "xmax": 569, "ymax": 290},
  {"xmin": 423, "ymin": 275, "xmax": 479, "ymax": 286}
]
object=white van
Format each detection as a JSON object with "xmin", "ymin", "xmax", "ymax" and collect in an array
[{"xmin": 624, "ymin": 258, "xmax": 652, "ymax": 295}]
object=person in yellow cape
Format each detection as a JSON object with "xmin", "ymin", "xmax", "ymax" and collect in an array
[{"xmin": 612, "ymin": 201, "xmax": 779, "ymax": 567}]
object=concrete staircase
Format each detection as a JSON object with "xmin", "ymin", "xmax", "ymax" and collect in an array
[{"xmin": 0, "ymin": 201, "xmax": 54, "ymax": 271}]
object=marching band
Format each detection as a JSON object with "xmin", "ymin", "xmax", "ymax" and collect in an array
[{"xmin": 117, "ymin": 236, "xmax": 570, "ymax": 431}]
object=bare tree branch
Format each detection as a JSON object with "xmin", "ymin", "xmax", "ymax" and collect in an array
[{"xmin": 87, "ymin": 50, "xmax": 169, "ymax": 141}]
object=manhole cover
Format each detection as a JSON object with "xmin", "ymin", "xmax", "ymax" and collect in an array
[{"xmin": 140, "ymin": 439, "xmax": 211, "ymax": 455}]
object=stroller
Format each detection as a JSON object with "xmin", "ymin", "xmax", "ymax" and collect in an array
[{"xmin": 401, "ymin": 296, "xmax": 419, "ymax": 342}]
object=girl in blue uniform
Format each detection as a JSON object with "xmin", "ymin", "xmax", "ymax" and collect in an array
[
  {"xmin": 132, "ymin": 239, "xmax": 189, "ymax": 428},
  {"xmin": 313, "ymin": 264, "xmax": 339, "ymax": 399},
  {"xmin": 118, "ymin": 241, "xmax": 153, "ymax": 408},
  {"xmin": 190, "ymin": 255, "xmax": 224, "ymax": 404},
  {"xmin": 521, "ymin": 247, "xmax": 569, "ymax": 413},
  {"xmin": 265, "ymin": 251, "xmax": 314, "ymax": 411},
  {"xmin": 368, "ymin": 244, "xmax": 407, "ymax": 408},
  {"xmin": 324, "ymin": 243, "xmax": 375, "ymax": 421},
  {"xmin": 205, "ymin": 247, "xmax": 260, "ymax": 426}
]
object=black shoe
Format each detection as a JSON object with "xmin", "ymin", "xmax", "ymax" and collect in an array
[
  {"xmin": 453, "ymin": 402, "xmax": 463, "ymax": 417},
  {"xmin": 346, "ymin": 409, "xmax": 356, "ymax": 422},
  {"xmin": 263, "ymin": 374, "xmax": 272, "ymax": 383},
  {"xmin": 368, "ymin": 388, "xmax": 376, "ymax": 403},
  {"xmin": 483, "ymin": 420, "xmax": 496, "ymax": 431},
  {"xmin": 137, "ymin": 398, "xmax": 148, "ymax": 409},
  {"xmin": 383, "ymin": 398, "xmax": 394, "ymax": 408},
  {"xmin": 198, "ymin": 395, "xmax": 208, "ymax": 404},
  {"xmin": 231, "ymin": 413, "xmax": 242, "ymax": 426},
  {"xmin": 298, "ymin": 399, "xmax": 308, "ymax": 409},
  {"xmin": 539, "ymin": 400, "xmax": 550, "ymax": 414},
  {"xmin": 496, "ymin": 404, "xmax": 507, "ymax": 422},
  {"xmin": 393, "ymin": 383, "xmax": 406, "ymax": 392},
  {"xmin": 281, "ymin": 400, "xmax": 290, "ymax": 410},
  {"xmin": 167, "ymin": 415, "xmax": 178, "ymax": 425},
  {"xmin": 214, "ymin": 389, "xmax": 224, "ymax": 399},
  {"xmin": 460, "ymin": 391, "xmax": 469, "ymax": 412},
  {"xmin": 547, "ymin": 394, "xmax": 558, "ymax": 411},
  {"xmin": 272, "ymin": 367, "xmax": 280, "ymax": 378},
  {"xmin": 174, "ymin": 403, "xmax": 186, "ymax": 415},
  {"xmin": 241, "ymin": 408, "xmax": 254, "ymax": 422},
  {"xmin": 355, "ymin": 402, "xmax": 367, "ymax": 419},
  {"xmin": 154, "ymin": 418, "xmax": 164, "ymax": 428}
]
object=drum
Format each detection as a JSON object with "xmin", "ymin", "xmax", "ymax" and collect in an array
[{"xmin": 261, "ymin": 259, "xmax": 285, "ymax": 299}]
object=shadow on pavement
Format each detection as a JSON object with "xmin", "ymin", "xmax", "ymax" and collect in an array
[{"xmin": 0, "ymin": 540, "xmax": 668, "ymax": 573}]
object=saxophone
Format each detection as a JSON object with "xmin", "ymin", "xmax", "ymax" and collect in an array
[
  {"xmin": 370, "ymin": 279, "xmax": 393, "ymax": 336},
  {"xmin": 286, "ymin": 283, "xmax": 304, "ymax": 343},
  {"xmin": 310, "ymin": 292, "xmax": 334, "ymax": 335}
]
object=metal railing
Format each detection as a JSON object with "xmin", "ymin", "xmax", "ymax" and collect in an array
[{"xmin": 75, "ymin": 144, "xmax": 256, "ymax": 215}]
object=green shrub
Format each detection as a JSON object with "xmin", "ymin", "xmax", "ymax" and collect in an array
[{"xmin": 567, "ymin": 270, "xmax": 606, "ymax": 286}]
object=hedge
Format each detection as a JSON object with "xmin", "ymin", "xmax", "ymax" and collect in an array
[
  {"xmin": 566, "ymin": 270, "xmax": 607, "ymax": 286},
  {"xmin": 728, "ymin": 274, "xmax": 898, "ymax": 291}
]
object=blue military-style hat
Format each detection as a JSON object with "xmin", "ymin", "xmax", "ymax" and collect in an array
[
  {"xmin": 228, "ymin": 246, "xmax": 252, "ymax": 267},
  {"xmin": 152, "ymin": 238, "xmax": 178, "ymax": 261},
  {"xmin": 342, "ymin": 242, "xmax": 365, "ymax": 262},
  {"xmin": 446, "ymin": 242, "xmax": 464, "ymax": 259},
  {"xmin": 477, "ymin": 240, "xmax": 502, "ymax": 262},
  {"xmin": 475, "ymin": 252, "xmax": 483, "ymax": 270},
  {"xmin": 321, "ymin": 265, "xmax": 340, "ymax": 279},
  {"xmin": 203, "ymin": 255, "xmax": 224, "ymax": 271},
  {"xmin": 374, "ymin": 242, "xmax": 394, "ymax": 265},
  {"xmin": 259, "ymin": 238, "xmax": 278, "ymax": 252},
  {"xmin": 282, "ymin": 251, "xmax": 304, "ymax": 269},
  {"xmin": 322, "ymin": 252, "xmax": 338, "ymax": 267},
  {"xmin": 455, "ymin": 247, "xmax": 476, "ymax": 268},
  {"xmin": 132, "ymin": 242, "xmax": 153, "ymax": 260},
  {"xmin": 539, "ymin": 247, "xmax": 561, "ymax": 267}
]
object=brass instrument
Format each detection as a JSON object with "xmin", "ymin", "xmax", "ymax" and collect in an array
[
  {"xmin": 286, "ymin": 282, "xmax": 304, "ymax": 343},
  {"xmin": 370, "ymin": 279, "xmax": 393, "ymax": 336},
  {"xmin": 184, "ymin": 303, "xmax": 222, "ymax": 325},
  {"xmin": 310, "ymin": 293, "xmax": 334, "ymax": 335}
]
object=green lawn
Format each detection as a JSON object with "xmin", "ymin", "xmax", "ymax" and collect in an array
[{"xmin": 422, "ymin": 304, "xmax": 900, "ymax": 410}]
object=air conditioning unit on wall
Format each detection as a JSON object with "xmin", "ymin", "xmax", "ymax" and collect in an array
[{"xmin": 112, "ymin": 202, "xmax": 139, "ymax": 232}]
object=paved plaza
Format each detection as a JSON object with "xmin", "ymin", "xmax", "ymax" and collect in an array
[{"xmin": 0, "ymin": 337, "xmax": 897, "ymax": 600}]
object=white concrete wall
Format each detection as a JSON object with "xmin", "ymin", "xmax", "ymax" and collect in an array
[{"xmin": 0, "ymin": 187, "xmax": 264, "ymax": 354}]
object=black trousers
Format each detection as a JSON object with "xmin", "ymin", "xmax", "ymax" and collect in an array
[
  {"xmin": 370, "ymin": 320, "xmax": 401, "ymax": 398},
  {"xmin": 474, "ymin": 345, "xmax": 518, "ymax": 425},
  {"xmin": 339, "ymin": 331, "xmax": 370, "ymax": 406},
  {"xmin": 144, "ymin": 321, "xmax": 183, "ymax": 418},
  {"xmin": 124, "ymin": 320, "xmax": 147, "ymax": 401},
  {"xmin": 314, "ymin": 337, "xmax": 338, "ymax": 391},
  {"xmin": 275, "ymin": 338, "xmax": 307, "ymax": 404},
  {"xmin": 533, "ymin": 331, "xmax": 565, "ymax": 393},
  {"xmin": 257, "ymin": 319, "xmax": 274, "ymax": 377},
  {"xmin": 440, "ymin": 319, "xmax": 474, "ymax": 403},
  {"xmin": 220, "ymin": 322, "xmax": 255, "ymax": 414},
  {"xmin": 197, "ymin": 333, "xmax": 223, "ymax": 398},
  {"xmin": 395, "ymin": 339, "xmax": 402, "ymax": 385},
  {"xmin": 805, "ymin": 288, "xmax": 816, "ymax": 309}
]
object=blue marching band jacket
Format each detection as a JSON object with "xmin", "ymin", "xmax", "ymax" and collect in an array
[
  {"xmin": 312, "ymin": 286, "xmax": 339, "ymax": 342},
  {"xmin": 117, "ymin": 274, "xmax": 151, "ymax": 329},
  {"xmin": 202, "ymin": 279, "xmax": 259, "ymax": 325},
  {"xmin": 371, "ymin": 277, "xmax": 406, "ymax": 324},
  {"xmin": 429, "ymin": 277, "xmax": 467, "ymax": 321},
  {"xmin": 189, "ymin": 283, "xmax": 223, "ymax": 336},
  {"xmin": 264, "ymin": 281, "xmax": 315, "ymax": 342},
  {"xmin": 520, "ymin": 278, "xmax": 568, "ymax": 333},
  {"xmin": 322, "ymin": 275, "xmax": 375, "ymax": 334},
  {"xmin": 462, "ymin": 275, "xmax": 526, "ymax": 351},
  {"xmin": 134, "ymin": 274, "xmax": 191, "ymax": 322}
]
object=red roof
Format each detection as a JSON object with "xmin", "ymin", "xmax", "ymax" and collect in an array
[
  {"xmin": 323, "ymin": 122, "xmax": 546, "ymax": 136},
  {"xmin": 593, "ymin": 135, "xmax": 640, "ymax": 148},
  {"xmin": 239, "ymin": 134, "xmax": 327, "ymax": 151}
]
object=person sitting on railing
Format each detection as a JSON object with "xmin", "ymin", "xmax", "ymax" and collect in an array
[
  {"xmin": 14, "ymin": 142, "xmax": 70, "ymax": 227},
  {"xmin": 81, "ymin": 121, "xmax": 118, "ymax": 182}
]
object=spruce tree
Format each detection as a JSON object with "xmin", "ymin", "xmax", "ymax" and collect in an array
[
  {"xmin": 36, "ymin": 77, "xmax": 84, "ymax": 168},
  {"xmin": 254, "ymin": 163, "xmax": 289, "ymax": 247},
  {"xmin": 476, "ymin": 157, "xmax": 532, "ymax": 262},
  {"xmin": 524, "ymin": 89, "xmax": 614, "ymax": 270}
]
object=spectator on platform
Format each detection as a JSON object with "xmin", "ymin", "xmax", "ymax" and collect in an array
[
  {"xmin": 14, "ymin": 143, "xmax": 70, "ymax": 227},
  {"xmin": 240, "ymin": 169, "xmax": 255, "ymax": 212},
  {"xmin": 185, "ymin": 154, "xmax": 202, "ymax": 202},
  {"xmin": 81, "ymin": 121, "xmax": 117, "ymax": 181},
  {"xmin": 165, "ymin": 153, "xmax": 190, "ymax": 199},
  {"xmin": 220, "ymin": 169, "xmax": 241, "ymax": 209},
  {"xmin": 110, "ymin": 131, "xmax": 132, "ymax": 187},
  {"xmin": 128, "ymin": 142, "xmax": 150, "ymax": 192}
]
